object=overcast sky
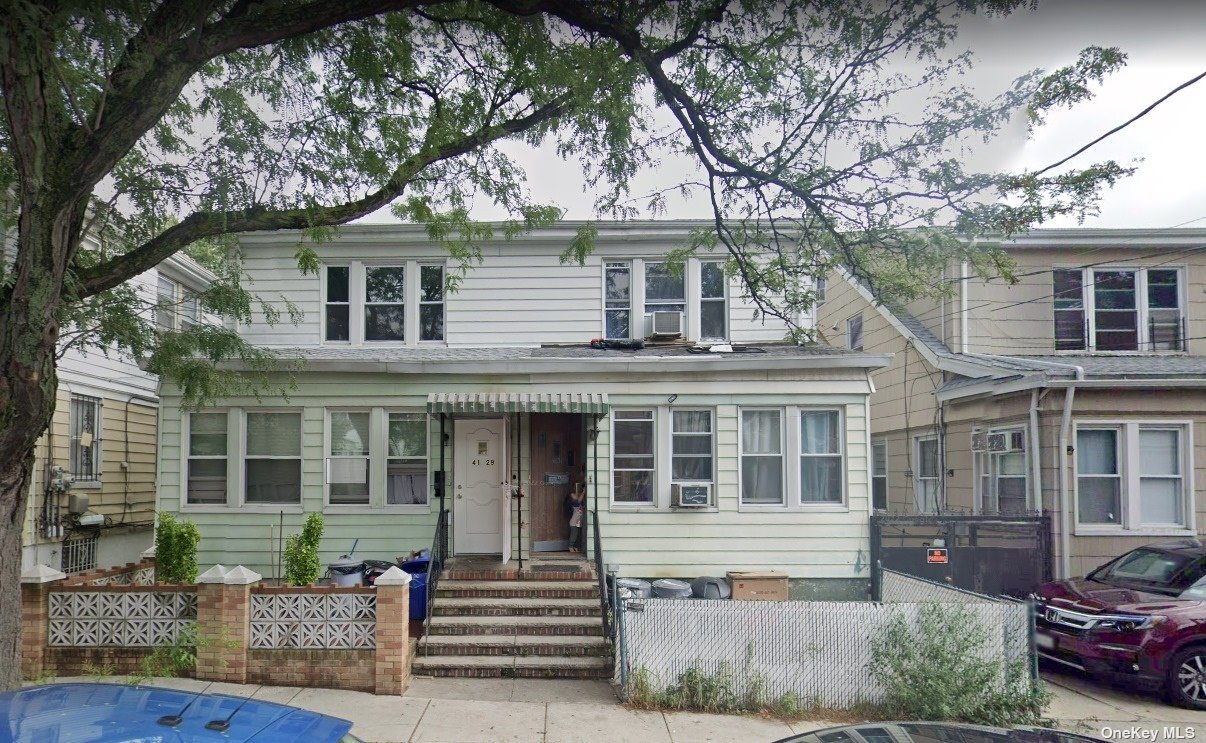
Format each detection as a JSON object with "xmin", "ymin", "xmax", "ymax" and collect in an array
[{"xmin": 360, "ymin": 1, "xmax": 1206, "ymax": 230}]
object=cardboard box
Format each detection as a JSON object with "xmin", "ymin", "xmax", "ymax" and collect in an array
[{"xmin": 726, "ymin": 571, "xmax": 788, "ymax": 601}]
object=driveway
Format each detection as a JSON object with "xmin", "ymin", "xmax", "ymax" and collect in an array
[{"xmin": 1042, "ymin": 667, "xmax": 1205, "ymax": 739}]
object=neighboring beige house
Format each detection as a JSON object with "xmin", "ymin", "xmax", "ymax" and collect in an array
[
  {"xmin": 19, "ymin": 252, "xmax": 215, "ymax": 574},
  {"xmin": 817, "ymin": 228, "xmax": 1206, "ymax": 579}
]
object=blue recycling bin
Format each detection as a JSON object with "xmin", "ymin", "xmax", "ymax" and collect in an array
[{"xmin": 400, "ymin": 554, "xmax": 432, "ymax": 621}]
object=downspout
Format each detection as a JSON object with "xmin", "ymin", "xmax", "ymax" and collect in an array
[
  {"xmin": 1056, "ymin": 363, "xmax": 1085, "ymax": 580},
  {"xmin": 959, "ymin": 261, "xmax": 969, "ymax": 353},
  {"xmin": 1027, "ymin": 389, "xmax": 1042, "ymax": 513}
]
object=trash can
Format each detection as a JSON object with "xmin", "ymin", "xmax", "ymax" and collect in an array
[
  {"xmin": 616, "ymin": 578, "xmax": 652, "ymax": 599},
  {"xmin": 327, "ymin": 556, "xmax": 364, "ymax": 587},
  {"xmin": 400, "ymin": 555, "xmax": 431, "ymax": 575},
  {"xmin": 652, "ymin": 578, "xmax": 692, "ymax": 599},
  {"xmin": 691, "ymin": 576, "xmax": 731, "ymax": 599},
  {"xmin": 407, "ymin": 570, "xmax": 428, "ymax": 621}
]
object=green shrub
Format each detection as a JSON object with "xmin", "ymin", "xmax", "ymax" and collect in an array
[
  {"xmin": 283, "ymin": 512, "xmax": 324, "ymax": 586},
  {"xmin": 155, "ymin": 512, "xmax": 201, "ymax": 583},
  {"xmin": 867, "ymin": 603, "xmax": 1050, "ymax": 726}
]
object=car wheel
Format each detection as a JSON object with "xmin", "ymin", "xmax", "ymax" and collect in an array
[{"xmin": 1168, "ymin": 646, "xmax": 1206, "ymax": 710}]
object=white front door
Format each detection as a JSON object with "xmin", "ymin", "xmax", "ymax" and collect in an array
[{"xmin": 453, "ymin": 419, "xmax": 509, "ymax": 556}]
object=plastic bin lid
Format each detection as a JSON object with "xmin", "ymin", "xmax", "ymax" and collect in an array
[{"xmin": 328, "ymin": 557, "xmax": 362, "ymax": 572}]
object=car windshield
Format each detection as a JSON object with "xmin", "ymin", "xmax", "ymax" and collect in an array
[{"xmin": 1093, "ymin": 548, "xmax": 1203, "ymax": 596}]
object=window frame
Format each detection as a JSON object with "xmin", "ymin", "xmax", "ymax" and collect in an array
[
  {"xmin": 417, "ymin": 263, "xmax": 447, "ymax": 343},
  {"xmin": 383, "ymin": 410, "xmax": 431, "ymax": 511},
  {"xmin": 799, "ymin": 408, "xmax": 846, "ymax": 506},
  {"xmin": 973, "ymin": 426, "xmax": 1029, "ymax": 515},
  {"xmin": 156, "ymin": 275, "xmax": 179, "ymax": 331},
  {"xmin": 603, "ymin": 260, "xmax": 634, "ymax": 340},
  {"xmin": 363, "ymin": 264, "xmax": 408, "ymax": 343},
  {"xmin": 698, "ymin": 260, "xmax": 728, "ymax": 341},
  {"xmin": 670, "ymin": 408, "xmax": 715, "ymax": 485},
  {"xmin": 320, "ymin": 260, "xmax": 450, "ymax": 347},
  {"xmin": 913, "ymin": 435, "xmax": 940, "ymax": 514},
  {"xmin": 739, "ymin": 408, "xmax": 786, "ymax": 507},
  {"xmin": 847, "ymin": 313, "xmax": 864, "ymax": 351},
  {"xmin": 871, "ymin": 438, "xmax": 888, "ymax": 511},
  {"xmin": 643, "ymin": 261, "xmax": 687, "ymax": 317},
  {"xmin": 69, "ymin": 394, "xmax": 103, "ymax": 486},
  {"xmin": 242, "ymin": 409, "xmax": 304, "ymax": 507},
  {"xmin": 610, "ymin": 408, "xmax": 658, "ymax": 509},
  {"xmin": 325, "ymin": 409, "xmax": 373, "ymax": 506},
  {"xmin": 738, "ymin": 405, "xmax": 849, "ymax": 513},
  {"xmin": 1052, "ymin": 266, "xmax": 1187, "ymax": 354},
  {"xmin": 1073, "ymin": 419, "xmax": 1196, "ymax": 536},
  {"xmin": 322, "ymin": 263, "xmax": 353, "ymax": 343},
  {"xmin": 185, "ymin": 410, "xmax": 230, "ymax": 506}
]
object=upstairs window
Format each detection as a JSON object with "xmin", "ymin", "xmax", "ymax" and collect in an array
[
  {"xmin": 699, "ymin": 262, "xmax": 727, "ymax": 340},
  {"xmin": 419, "ymin": 265, "xmax": 445, "ymax": 342},
  {"xmin": 156, "ymin": 276, "xmax": 178, "ymax": 331},
  {"xmin": 364, "ymin": 266, "xmax": 406, "ymax": 341},
  {"xmin": 644, "ymin": 262, "xmax": 686, "ymax": 316},
  {"xmin": 325, "ymin": 266, "xmax": 351, "ymax": 341},
  {"xmin": 181, "ymin": 292, "xmax": 200, "ymax": 329},
  {"xmin": 1053, "ymin": 267, "xmax": 1184, "ymax": 352},
  {"xmin": 847, "ymin": 313, "xmax": 864, "ymax": 351},
  {"xmin": 70, "ymin": 395, "xmax": 102, "ymax": 483},
  {"xmin": 604, "ymin": 262, "xmax": 632, "ymax": 339}
]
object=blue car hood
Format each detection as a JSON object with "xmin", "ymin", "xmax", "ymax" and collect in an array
[{"xmin": 0, "ymin": 683, "xmax": 353, "ymax": 743}]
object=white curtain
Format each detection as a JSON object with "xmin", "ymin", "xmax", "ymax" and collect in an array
[{"xmin": 742, "ymin": 411, "xmax": 782, "ymax": 503}]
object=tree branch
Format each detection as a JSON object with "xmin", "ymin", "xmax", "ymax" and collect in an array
[{"xmin": 73, "ymin": 97, "xmax": 572, "ymax": 298}]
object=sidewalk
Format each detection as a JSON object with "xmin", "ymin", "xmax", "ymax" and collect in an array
[{"xmin": 51, "ymin": 673, "xmax": 1204, "ymax": 742}]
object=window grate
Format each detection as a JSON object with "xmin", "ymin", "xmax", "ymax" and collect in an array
[
  {"xmin": 70, "ymin": 395, "xmax": 102, "ymax": 482},
  {"xmin": 61, "ymin": 535, "xmax": 98, "ymax": 574}
]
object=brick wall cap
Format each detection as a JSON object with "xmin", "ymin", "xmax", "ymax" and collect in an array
[
  {"xmin": 197, "ymin": 564, "xmax": 229, "ymax": 583},
  {"xmin": 373, "ymin": 566, "xmax": 411, "ymax": 586},
  {"xmin": 141, "ymin": 546, "xmax": 156, "ymax": 560},
  {"xmin": 222, "ymin": 566, "xmax": 262, "ymax": 585},
  {"xmin": 21, "ymin": 564, "xmax": 66, "ymax": 584}
]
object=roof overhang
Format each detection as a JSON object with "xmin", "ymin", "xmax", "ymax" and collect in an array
[
  {"xmin": 427, "ymin": 392, "xmax": 609, "ymax": 415},
  {"xmin": 936, "ymin": 374, "xmax": 1206, "ymax": 403}
]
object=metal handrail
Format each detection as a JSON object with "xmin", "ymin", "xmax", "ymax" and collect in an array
[
  {"xmin": 424, "ymin": 507, "xmax": 449, "ymax": 637},
  {"xmin": 589, "ymin": 508, "xmax": 612, "ymax": 640}
]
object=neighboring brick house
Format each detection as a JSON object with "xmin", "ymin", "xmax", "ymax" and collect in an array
[
  {"xmin": 817, "ymin": 228, "xmax": 1206, "ymax": 579},
  {"xmin": 18, "ymin": 250, "xmax": 215, "ymax": 575}
]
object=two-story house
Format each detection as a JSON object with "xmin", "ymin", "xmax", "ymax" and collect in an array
[
  {"xmin": 156, "ymin": 221, "xmax": 889, "ymax": 600},
  {"xmin": 816, "ymin": 228, "xmax": 1206, "ymax": 580},
  {"xmin": 19, "ymin": 247, "xmax": 215, "ymax": 574}
]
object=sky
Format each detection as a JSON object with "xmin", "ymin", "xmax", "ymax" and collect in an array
[{"xmin": 359, "ymin": 0, "xmax": 1206, "ymax": 230}]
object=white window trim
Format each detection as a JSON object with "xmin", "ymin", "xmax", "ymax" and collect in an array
[
  {"xmin": 324, "ymin": 408, "xmax": 373, "ymax": 508},
  {"xmin": 416, "ymin": 263, "xmax": 447, "ymax": 345},
  {"xmin": 913, "ymin": 435, "xmax": 940, "ymax": 514},
  {"xmin": 609, "ymin": 407, "xmax": 661, "ymax": 511},
  {"xmin": 669, "ymin": 408, "xmax": 716, "ymax": 492},
  {"xmin": 242, "ymin": 409, "xmax": 305, "ymax": 509},
  {"xmin": 602, "ymin": 260, "xmax": 633, "ymax": 341},
  {"xmin": 1073, "ymin": 419, "xmax": 1196, "ymax": 537},
  {"xmin": 184, "ymin": 410, "xmax": 230, "ymax": 507},
  {"xmin": 600, "ymin": 257, "xmax": 730, "ymax": 342},
  {"xmin": 738, "ymin": 406, "xmax": 849, "ymax": 513},
  {"xmin": 871, "ymin": 438, "xmax": 888, "ymax": 512},
  {"xmin": 1053, "ymin": 265, "xmax": 1187, "ymax": 355},
  {"xmin": 697, "ymin": 260, "xmax": 729, "ymax": 342},
  {"xmin": 973, "ymin": 425, "xmax": 1029, "ymax": 515},
  {"xmin": 738, "ymin": 407, "xmax": 787, "ymax": 507},
  {"xmin": 69, "ymin": 394, "xmax": 103, "ymax": 488},
  {"xmin": 321, "ymin": 260, "xmax": 448, "ymax": 347},
  {"xmin": 181, "ymin": 408, "xmax": 306, "ymax": 514},
  {"xmin": 379, "ymin": 408, "xmax": 433, "ymax": 515}
]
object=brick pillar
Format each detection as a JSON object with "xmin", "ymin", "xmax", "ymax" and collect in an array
[
  {"xmin": 373, "ymin": 567, "xmax": 411, "ymax": 695},
  {"xmin": 20, "ymin": 565, "xmax": 66, "ymax": 680},
  {"xmin": 195, "ymin": 565, "xmax": 259, "ymax": 684}
]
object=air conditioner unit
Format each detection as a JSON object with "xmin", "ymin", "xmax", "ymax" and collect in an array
[
  {"xmin": 970, "ymin": 431, "xmax": 987, "ymax": 452},
  {"xmin": 987, "ymin": 431, "xmax": 1026, "ymax": 453},
  {"xmin": 649, "ymin": 311, "xmax": 683, "ymax": 338},
  {"xmin": 671, "ymin": 483, "xmax": 711, "ymax": 508}
]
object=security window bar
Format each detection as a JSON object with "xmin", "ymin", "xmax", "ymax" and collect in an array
[
  {"xmin": 800, "ymin": 410, "xmax": 842, "ymax": 503},
  {"xmin": 871, "ymin": 439, "xmax": 887, "ymax": 511},
  {"xmin": 187, "ymin": 412, "xmax": 228, "ymax": 504},
  {"xmin": 612, "ymin": 409, "xmax": 655, "ymax": 504},
  {"xmin": 387, "ymin": 413, "xmax": 429, "ymax": 505},
  {"xmin": 244, "ymin": 412, "xmax": 302, "ymax": 504},
  {"xmin": 70, "ymin": 395, "xmax": 102, "ymax": 482},
  {"xmin": 364, "ymin": 266, "xmax": 406, "ymax": 341},
  {"xmin": 671, "ymin": 410, "xmax": 713, "ymax": 484},
  {"xmin": 419, "ymin": 265, "xmax": 445, "ymax": 342},
  {"xmin": 699, "ymin": 262, "xmax": 727, "ymax": 340},
  {"xmin": 644, "ymin": 262, "xmax": 685, "ymax": 315},
  {"xmin": 915, "ymin": 436, "xmax": 940, "ymax": 514},
  {"xmin": 604, "ymin": 262, "xmax": 632, "ymax": 339},
  {"xmin": 741, "ymin": 409, "xmax": 784, "ymax": 505},
  {"xmin": 328, "ymin": 411, "xmax": 371, "ymax": 505},
  {"xmin": 1052, "ymin": 267, "xmax": 1185, "ymax": 352},
  {"xmin": 847, "ymin": 314, "xmax": 863, "ymax": 351},
  {"xmin": 324, "ymin": 266, "xmax": 350, "ymax": 341},
  {"xmin": 61, "ymin": 536, "xmax": 98, "ymax": 574}
]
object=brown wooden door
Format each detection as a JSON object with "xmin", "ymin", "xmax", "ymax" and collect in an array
[{"xmin": 529, "ymin": 414, "xmax": 584, "ymax": 551}]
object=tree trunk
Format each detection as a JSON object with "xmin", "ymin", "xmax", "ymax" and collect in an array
[{"xmin": 0, "ymin": 458, "xmax": 35, "ymax": 690}]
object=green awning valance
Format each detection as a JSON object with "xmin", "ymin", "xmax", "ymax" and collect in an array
[{"xmin": 426, "ymin": 392, "xmax": 609, "ymax": 415}]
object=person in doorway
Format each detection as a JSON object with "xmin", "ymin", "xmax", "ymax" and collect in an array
[{"xmin": 567, "ymin": 482, "xmax": 585, "ymax": 553}]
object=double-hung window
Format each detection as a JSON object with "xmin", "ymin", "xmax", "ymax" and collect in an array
[
  {"xmin": 975, "ymin": 428, "xmax": 1027, "ymax": 514},
  {"xmin": 244, "ymin": 412, "xmax": 302, "ymax": 504},
  {"xmin": 1053, "ymin": 267, "xmax": 1185, "ymax": 352},
  {"xmin": 418, "ymin": 265, "xmax": 445, "ymax": 342},
  {"xmin": 871, "ymin": 439, "xmax": 887, "ymax": 511},
  {"xmin": 156, "ymin": 276, "xmax": 178, "ymax": 331},
  {"xmin": 612, "ymin": 410, "xmax": 655, "ymax": 504},
  {"xmin": 387, "ymin": 413, "xmax": 429, "ymax": 505},
  {"xmin": 604, "ymin": 262, "xmax": 632, "ymax": 339},
  {"xmin": 671, "ymin": 410, "xmax": 713, "ymax": 483},
  {"xmin": 800, "ymin": 411, "xmax": 842, "ymax": 503},
  {"xmin": 914, "ymin": 436, "xmax": 940, "ymax": 513},
  {"xmin": 644, "ymin": 262, "xmax": 686, "ymax": 316},
  {"xmin": 181, "ymin": 292, "xmax": 200, "ymax": 329},
  {"xmin": 699, "ymin": 262, "xmax": 727, "ymax": 340},
  {"xmin": 325, "ymin": 265, "xmax": 351, "ymax": 341},
  {"xmin": 1077, "ymin": 423, "xmax": 1192, "ymax": 531},
  {"xmin": 327, "ymin": 411, "xmax": 371, "ymax": 505},
  {"xmin": 187, "ymin": 412, "xmax": 228, "ymax": 504},
  {"xmin": 70, "ymin": 395, "xmax": 102, "ymax": 483},
  {"xmin": 741, "ymin": 409, "xmax": 784, "ymax": 505},
  {"xmin": 364, "ymin": 266, "xmax": 406, "ymax": 341},
  {"xmin": 847, "ymin": 313, "xmax": 864, "ymax": 351}
]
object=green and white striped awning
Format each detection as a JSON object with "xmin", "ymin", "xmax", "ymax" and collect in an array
[{"xmin": 426, "ymin": 392, "xmax": 609, "ymax": 415}]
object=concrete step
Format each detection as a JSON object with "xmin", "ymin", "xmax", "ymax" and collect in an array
[
  {"xmin": 419, "ymin": 633, "xmax": 612, "ymax": 658},
  {"xmin": 433, "ymin": 597, "xmax": 600, "ymax": 618},
  {"xmin": 436, "ymin": 580, "xmax": 598, "ymax": 599},
  {"xmin": 411, "ymin": 654, "xmax": 613, "ymax": 679},
  {"xmin": 425, "ymin": 615, "xmax": 604, "ymax": 637}
]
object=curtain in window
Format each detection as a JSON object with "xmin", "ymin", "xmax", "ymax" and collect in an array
[
  {"xmin": 800, "ymin": 411, "xmax": 841, "ymax": 502},
  {"xmin": 1077, "ymin": 429, "xmax": 1120, "ymax": 524},
  {"xmin": 742, "ymin": 411, "xmax": 782, "ymax": 504}
]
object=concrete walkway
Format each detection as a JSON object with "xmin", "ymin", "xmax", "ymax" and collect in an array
[{"xmin": 51, "ymin": 673, "xmax": 1204, "ymax": 742}]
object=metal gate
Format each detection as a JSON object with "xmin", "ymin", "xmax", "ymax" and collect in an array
[{"xmin": 870, "ymin": 513, "xmax": 1053, "ymax": 600}]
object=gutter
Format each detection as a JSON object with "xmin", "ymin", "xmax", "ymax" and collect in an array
[{"xmin": 960, "ymin": 261, "xmax": 969, "ymax": 353}]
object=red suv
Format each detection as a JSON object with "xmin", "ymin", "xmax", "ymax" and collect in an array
[{"xmin": 1033, "ymin": 540, "xmax": 1206, "ymax": 710}]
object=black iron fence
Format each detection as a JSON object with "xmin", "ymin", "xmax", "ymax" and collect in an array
[
  {"xmin": 425, "ymin": 506, "xmax": 449, "ymax": 633},
  {"xmin": 589, "ymin": 509, "xmax": 612, "ymax": 641}
]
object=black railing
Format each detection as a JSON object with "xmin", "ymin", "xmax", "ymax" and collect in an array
[
  {"xmin": 589, "ymin": 509, "xmax": 612, "ymax": 640},
  {"xmin": 425, "ymin": 506, "xmax": 449, "ymax": 634}
]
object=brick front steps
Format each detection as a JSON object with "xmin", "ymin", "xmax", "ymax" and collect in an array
[{"xmin": 416, "ymin": 566, "xmax": 612, "ymax": 679}]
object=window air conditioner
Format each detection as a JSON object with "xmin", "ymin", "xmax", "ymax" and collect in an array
[
  {"xmin": 987, "ymin": 431, "xmax": 1026, "ymax": 452},
  {"xmin": 671, "ymin": 483, "xmax": 711, "ymax": 508},
  {"xmin": 650, "ymin": 311, "xmax": 684, "ymax": 338},
  {"xmin": 970, "ymin": 431, "xmax": 987, "ymax": 452}
]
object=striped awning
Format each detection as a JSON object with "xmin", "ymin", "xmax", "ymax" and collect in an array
[{"xmin": 426, "ymin": 392, "xmax": 609, "ymax": 415}]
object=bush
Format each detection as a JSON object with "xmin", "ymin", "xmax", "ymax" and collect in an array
[
  {"xmin": 155, "ymin": 512, "xmax": 201, "ymax": 583},
  {"xmin": 283, "ymin": 512, "xmax": 324, "ymax": 586},
  {"xmin": 867, "ymin": 603, "xmax": 1050, "ymax": 726}
]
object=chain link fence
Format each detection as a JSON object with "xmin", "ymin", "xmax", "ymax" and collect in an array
[{"xmin": 615, "ymin": 570, "xmax": 1033, "ymax": 709}]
